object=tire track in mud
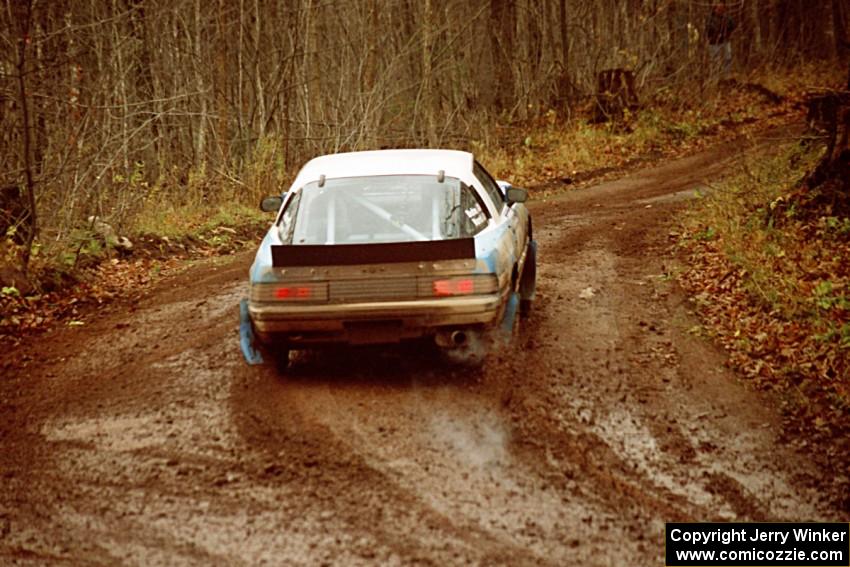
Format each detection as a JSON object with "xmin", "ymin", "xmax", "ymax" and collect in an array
[
  {"xmin": 518, "ymin": 136, "xmax": 833, "ymax": 528},
  {"xmin": 230, "ymin": 363, "xmax": 556, "ymax": 565},
  {"xmin": 237, "ymin": 359, "xmax": 643, "ymax": 565},
  {"xmin": 0, "ymin": 127, "xmax": 842, "ymax": 566},
  {"xmin": 513, "ymin": 220, "xmax": 822, "ymax": 526}
]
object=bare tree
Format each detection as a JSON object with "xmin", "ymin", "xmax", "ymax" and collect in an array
[{"xmin": 12, "ymin": 0, "xmax": 37, "ymax": 270}]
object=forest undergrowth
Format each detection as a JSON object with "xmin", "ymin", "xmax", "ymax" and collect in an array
[
  {"xmin": 481, "ymin": 61, "xmax": 833, "ymax": 190},
  {"xmin": 677, "ymin": 117, "xmax": 850, "ymax": 505}
]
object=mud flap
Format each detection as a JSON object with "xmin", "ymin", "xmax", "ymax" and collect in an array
[
  {"xmin": 500, "ymin": 291, "xmax": 520, "ymax": 342},
  {"xmin": 239, "ymin": 298, "xmax": 265, "ymax": 365}
]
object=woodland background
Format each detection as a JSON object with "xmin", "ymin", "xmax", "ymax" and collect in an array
[{"xmin": 1, "ymin": 0, "xmax": 847, "ymax": 268}]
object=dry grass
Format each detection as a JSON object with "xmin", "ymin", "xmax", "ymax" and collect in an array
[{"xmin": 133, "ymin": 200, "xmax": 267, "ymax": 240}]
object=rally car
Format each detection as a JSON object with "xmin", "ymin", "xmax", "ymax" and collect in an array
[{"xmin": 240, "ymin": 149, "xmax": 536, "ymax": 367}]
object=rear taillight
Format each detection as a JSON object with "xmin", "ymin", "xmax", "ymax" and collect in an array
[
  {"xmin": 433, "ymin": 278, "xmax": 476, "ymax": 296},
  {"xmin": 252, "ymin": 282, "xmax": 328, "ymax": 302},
  {"xmin": 274, "ymin": 286, "xmax": 312, "ymax": 299}
]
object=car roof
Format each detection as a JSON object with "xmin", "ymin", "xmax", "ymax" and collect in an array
[{"xmin": 290, "ymin": 149, "xmax": 474, "ymax": 188}]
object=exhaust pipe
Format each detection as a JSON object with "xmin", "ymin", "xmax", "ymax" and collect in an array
[
  {"xmin": 450, "ymin": 330, "xmax": 467, "ymax": 347},
  {"xmin": 435, "ymin": 329, "xmax": 469, "ymax": 348}
]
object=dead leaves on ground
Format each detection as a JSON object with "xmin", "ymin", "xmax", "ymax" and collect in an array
[
  {"xmin": 1, "ymin": 221, "xmax": 266, "ymax": 348},
  {"xmin": 678, "ymin": 221, "xmax": 850, "ymax": 503},
  {"xmin": 679, "ymin": 236, "xmax": 848, "ymax": 385},
  {"xmin": 0, "ymin": 256, "xmax": 178, "ymax": 345}
]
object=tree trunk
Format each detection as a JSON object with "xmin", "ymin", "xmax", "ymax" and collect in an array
[
  {"xmin": 421, "ymin": 0, "xmax": 438, "ymax": 147},
  {"xmin": 489, "ymin": 0, "xmax": 515, "ymax": 113},
  {"xmin": 253, "ymin": 0, "xmax": 266, "ymax": 140},
  {"xmin": 216, "ymin": 0, "xmax": 229, "ymax": 165},
  {"xmin": 794, "ymin": 64, "xmax": 850, "ymax": 214},
  {"xmin": 834, "ymin": 0, "xmax": 849, "ymax": 59},
  {"xmin": 129, "ymin": 0, "xmax": 161, "ymax": 177},
  {"xmin": 193, "ymin": 0, "xmax": 208, "ymax": 169},
  {"xmin": 557, "ymin": 0, "xmax": 571, "ymax": 101},
  {"xmin": 15, "ymin": 0, "xmax": 37, "ymax": 272}
]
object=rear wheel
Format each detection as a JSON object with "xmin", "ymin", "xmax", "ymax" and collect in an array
[{"xmin": 252, "ymin": 327, "xmax": 290, "ymax": 373}]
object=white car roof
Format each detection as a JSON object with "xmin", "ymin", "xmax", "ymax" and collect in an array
[{"xmin": 290, "ymin": 149, "xmax": 474, "ymax": 188}]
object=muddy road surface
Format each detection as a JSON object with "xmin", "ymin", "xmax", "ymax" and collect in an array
[{"xmin": 1, "ymin": 132, "xmax": 844, "ymax": 566}]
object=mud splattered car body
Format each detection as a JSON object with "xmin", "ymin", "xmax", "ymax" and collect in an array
[{"xmin": 241, "ymin": 149, "xmax": 536, "ymax": 365}]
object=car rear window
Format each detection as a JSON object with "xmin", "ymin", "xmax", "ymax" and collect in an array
[{"xmin": 284, "ymin": 175, "xmax": 486, "ymax": 245}]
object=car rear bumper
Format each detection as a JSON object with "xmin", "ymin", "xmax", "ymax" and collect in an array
[{"xmin": 249, "ymin": 294, "xmax": 503, "ymax": 346}]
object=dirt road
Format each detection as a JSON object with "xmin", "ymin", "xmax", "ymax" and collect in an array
[{"xmin": 1, "ymin": 131, "xmax": 843, "ymax": 566}]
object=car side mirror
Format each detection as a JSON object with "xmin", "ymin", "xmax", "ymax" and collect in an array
[
  {"xmin": 260, "ymin": 195, "xmax": 283, "ymax": 212},
  {"xmin": 506, "ymin": 187, "xmax": 528, "ymax": 204}
]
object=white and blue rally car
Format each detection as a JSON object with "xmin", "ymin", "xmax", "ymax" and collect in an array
[{"xmin": 240, "ymin": 149, "xmax": 536, "ymax": 367}]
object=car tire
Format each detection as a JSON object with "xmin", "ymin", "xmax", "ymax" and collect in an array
[{"xmin": 519, "ymin": 241, "xmax": 537, "ymax": 316}]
